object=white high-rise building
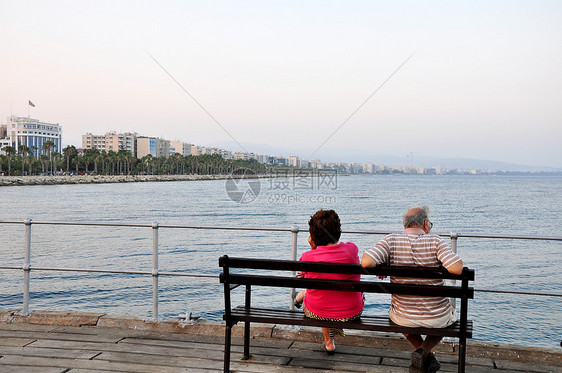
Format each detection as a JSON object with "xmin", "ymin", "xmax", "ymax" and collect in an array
[{"xmin": 8, "ymin": 116, "xmax": 62, "ymax": 157}]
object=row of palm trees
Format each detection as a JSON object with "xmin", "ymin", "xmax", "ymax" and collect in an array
[
  {"xmin": 0, "ymin": 141, "xmax": 58, "ymax": 175},
  {"xmin": 1, "ymin": 145, "xmax": 272, "ymax": 176}
]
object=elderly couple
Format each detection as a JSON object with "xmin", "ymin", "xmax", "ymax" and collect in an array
[{"xmin": 294, "ymin": 206, "xmax": 463, "ymax": 373}]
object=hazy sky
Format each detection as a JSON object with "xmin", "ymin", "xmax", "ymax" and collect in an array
[{"xmin": 1, "ymin": 1, "xmax": 561, "ymax": 167}]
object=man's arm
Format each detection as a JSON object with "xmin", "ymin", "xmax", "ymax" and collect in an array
[
  {"xmin": 361, "ymin": 253, "xmax": 378, "ymax": 267},
  {"xmin": 446, "ymin": 260, "xmax": 463, "ymax": 275}
]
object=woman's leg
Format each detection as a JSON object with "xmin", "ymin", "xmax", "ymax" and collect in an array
[
  {"xmin": 322, "ymin": 328, "xmax": 335, "ymax": 351},
  {"xmin": 295, "ymin": 290, "xmax": 306, "ymax": 303}
]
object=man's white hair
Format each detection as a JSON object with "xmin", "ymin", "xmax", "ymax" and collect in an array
[{"xmin": 403, "ymin": 205, "xmax": 430, "ymax": 228}]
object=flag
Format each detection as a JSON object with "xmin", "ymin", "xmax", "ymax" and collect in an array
[{"xmin": 28, "ymin": 100, "xmax": 35, "ymax": 107}]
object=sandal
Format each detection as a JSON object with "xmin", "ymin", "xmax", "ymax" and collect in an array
[{"xmin": 323, "ymin": 340, "xmax": 336, "ymax": 355}]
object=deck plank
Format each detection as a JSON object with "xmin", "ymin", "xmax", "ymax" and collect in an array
[
  {"xmin": 0, "ymin": 346, "xmax": 99, "ymax": 360},
  {"xmin": 0, "ymin": 319, "xmax": 560, "ymax": 373},
  {"xmin": 0, "ymin": 329, "xmax": 123, "ymax": 343},
  {"xmin": 0, "ymin": 365, "xmax": 66, "ymax": 373},
  {"xmin": 0, "ymin": 337, "xmax": 36, "ymax": 347}
]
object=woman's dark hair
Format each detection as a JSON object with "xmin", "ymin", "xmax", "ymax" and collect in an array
[{"xmin": 308, "ymin": 209, "xmax": 341, "ymax": 246}]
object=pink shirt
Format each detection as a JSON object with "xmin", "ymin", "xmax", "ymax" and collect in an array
[{"xmin": 300, "ymin": 242, "xmax": 364, "ymax": 319}]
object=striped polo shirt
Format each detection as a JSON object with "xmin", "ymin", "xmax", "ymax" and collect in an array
[{"xmin": 364, "ymin": 228, "xmax": 462, "ymax": 320}]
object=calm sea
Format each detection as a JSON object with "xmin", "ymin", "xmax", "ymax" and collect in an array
[{"xmin": 0, "ymin": 175, "xmax": 560, "ymax": 348}]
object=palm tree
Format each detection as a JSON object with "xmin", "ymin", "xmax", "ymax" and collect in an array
[
  {"xmin": 84, "ymin": 149, "xmax": 99, "ymax": 174},
  {"xmin": 63, "ymin": 145, "xmax": 77, "ymax": 173},
  {"xmin": 52, "ymin": 152, "xmax": 62, "ymax": 175},
  {"xmin": 72, "ymin": 154, "xmax": 83, "ymax": 174},
  {"xmin": 27, "ymin": 154, "xmax": 36, "ymax": 175},
  {"xmin": 19, "ymin": 145, "xmax": 30, "ymax": 176},
  {"xmin": 39, "ymin": 155, "xmax": 49, "ymax": 174},
  {"xmin": 0, "ymin": 154, "xmax": 5, "ymax": 174},
  {"xmin": 42, "ymin": 140, "xmax": 55, "ymax": 175},
  {"xmin": 3, "ymin": 146, "xmax": 16, "ymax": 174}
]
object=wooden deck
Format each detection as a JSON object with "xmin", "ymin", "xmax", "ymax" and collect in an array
[{"xmin": 1, "ymin": 322, "xmax": 560, "ymax": 373}]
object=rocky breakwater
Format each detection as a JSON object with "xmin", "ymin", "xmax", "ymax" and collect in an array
[{"xmin": 0, "ymin": 174, "xmax": 238, "ymax": 186}]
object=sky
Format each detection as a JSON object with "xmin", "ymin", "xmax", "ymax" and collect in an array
[{"xmin": 1, "ymin": 0, "xmax": 561, "ymax": 168}]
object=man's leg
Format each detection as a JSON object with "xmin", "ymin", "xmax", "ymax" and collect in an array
[
  {"xmin": 405, "ymin": 334, "xmax": 443, "ymax": 373},
  {"xmin": 421, "ymin": 335, "xmax": 442, "ymax": 353},
  {"xmin": 403, "ymin": 333, "xmax": 423, "ymax": 348}
]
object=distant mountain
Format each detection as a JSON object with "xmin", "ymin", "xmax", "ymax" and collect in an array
[{"xmin": 208, "ymin": 141, "xmax": 561, "ymax": 172}]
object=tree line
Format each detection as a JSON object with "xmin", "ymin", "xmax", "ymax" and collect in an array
[{"xmin": 0, "ymin": 145, "xmax": 272, "ymax": 176}]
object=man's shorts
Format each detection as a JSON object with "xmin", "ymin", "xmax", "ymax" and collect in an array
[{"xmin": 389, "ymin": 304, "xmax": 458, "ymax": 329}]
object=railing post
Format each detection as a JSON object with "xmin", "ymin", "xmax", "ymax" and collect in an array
[
  {"xmin": 21, "ymin": 218, "xmax": 32, "ymax": 315},
  {"xmin": 444, "ymin": 231, "xmax": 459, "ymax": 345},
  {"xmin": 289, "ymin": 225, "xmax": 299, "ymax": 310},
  {"xmin": 450, "ymin": 232, "xmax": 458, "ymax": 254},
  {"xmin": 151, "ymin": 221, "xmax": 159, "ymax": 320}
]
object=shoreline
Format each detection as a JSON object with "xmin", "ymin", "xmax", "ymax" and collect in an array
[{"xmin": 0, "ymin": 174, "xmax": 257, "ymax": 186}]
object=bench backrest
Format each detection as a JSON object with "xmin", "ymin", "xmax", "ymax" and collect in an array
[{"xmin": 219, "ymin": 255, "xmax": 474, "ymax": 299}]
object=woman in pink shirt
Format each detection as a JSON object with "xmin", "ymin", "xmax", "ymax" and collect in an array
[{"xmin": 295, "ymin": 209, "xmax": 364, "ymax": 355}]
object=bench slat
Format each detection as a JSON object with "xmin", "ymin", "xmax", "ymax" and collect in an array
[
  {"xmin": 223, "ymin": 274, "xmax": 474, "ymax": 299},
  {"xmin": 219, "ymin": 256, "xmax": 475, "ymax": 281},
  {"xmin": 230, "ymin": 306, "xmax": 473, "ymax": 338}
]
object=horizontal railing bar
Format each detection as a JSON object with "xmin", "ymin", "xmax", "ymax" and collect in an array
[
  {"xmin": 0, "ymin": 266, "xmax": 217, "ymax": 278},
  {"xmin": 158, "ymin": 271, "xmax": 218, "ymax": 278},
  {"xmin": 344, "ymin": 230, "xmax": 562, "ymax": 241},
  {"xmin": 0, "ymin": 220, "xmax": 292, "ymax": 232},
  {"xmin": 2, "ymin": 266, "xmax": 559, "ymax": 296},
  {"xmin": 0, "ymin": 220, "xmax": 151, "ymax": 228},
  {"xmin": 474, "ymin": 288, "xmax": 562, "ymax": 297},
  {"xmin": 158, "ymin": 225, "xmax": 290, "ymax": 232},
  {"xmin": 450, "ymin": 233, "xmax": 562, "ymax": 241},
  {"xmin": 1, "ymin": 219, "xmax": 561, "ymax": 241}
]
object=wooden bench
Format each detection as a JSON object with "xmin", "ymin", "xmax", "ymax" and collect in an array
[{"xmin": 219, "ymin": 255, "xmax": 474, "ymax": 373}]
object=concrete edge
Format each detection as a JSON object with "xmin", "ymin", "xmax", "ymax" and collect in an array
[{"xmin": 1, "ymin": 309, "xmax": 560, "ymax": 366}]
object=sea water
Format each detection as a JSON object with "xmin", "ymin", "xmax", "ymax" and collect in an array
[{"xmin": 0, "ymin": 174, "xmax": 560, "ymax": 348}]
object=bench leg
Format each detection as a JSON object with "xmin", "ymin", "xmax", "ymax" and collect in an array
[
  {"xmin": 458, "ymin": 339, "xmax": 466, "ymax": 373},
  {"xmin": 242, "ymin": 321, "xmax": 251, "ymax": 360},
  {"xmin": 224, "ymin": 324, "xmax": 232, "ymax": 373}
]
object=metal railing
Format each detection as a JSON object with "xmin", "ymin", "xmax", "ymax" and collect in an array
[{"xmin": 0, "ymin": 219, "xmax": 561, "ymax": 320}]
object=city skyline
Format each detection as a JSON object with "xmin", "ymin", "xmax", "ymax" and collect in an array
[{"xmin": 1, "ymin": 1, "xmax": 561, "ymax": 168}]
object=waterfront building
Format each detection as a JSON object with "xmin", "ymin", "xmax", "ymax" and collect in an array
[
  {"xmin": 105, "ymin": 132, "xmax": 136, "ymax": 154},
  {"xmin": 82, "ymin": 133, "xmax": 106, "ymax": 151},
  {"xmin": 0, "ymin": 137, "xmax": 11, "ymax": 154},
  {"xmin": 137, "ymin": 136, "xmax": 170, "ymax": 158},
  {"xmin": 82, "ymin": 132, "xmax": 137, "ymax": 155},
  {"xmin": 170, "ymin": 140, "xmax": 192, "ymax": 157},
  {"xmin": 362, "ymin": 163, "xmax": 374, "ymax": 174},
  {"xmin": 287, "ymin": 155, "xmax": 299, "ymax": 167},
  {"xmin": 190, "ymin": 145, "xmax": 201, "ymax": 156},
  {"xmin": 0, "ymin": 124, "xmax": 10, "ymax": 154},
  {"xmin": 7, "ymin": 116, "xmax": 62, "ymax": 157},
  {"xmin": 206, "ymin": 147, "xmax": 232, "ymax": 159}
]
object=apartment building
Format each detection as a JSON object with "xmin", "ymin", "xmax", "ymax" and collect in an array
[
  {"xmin": 170, "ymin": 140, "xmax": 192, "ymax": 157},
  {"xmin": 82, "ymin": 132, "xmax": 136, "ymax": 155},
  {"xmin": 82, "ymin": 133, "xmax": 106, "ymax": 151},
  {"xmin": 137, "ymin": 137, "xmax": 170, "ymax": 158},
  {"xmin": 105, "ymin": 132, "xmax": 136, "ymax": 154}
]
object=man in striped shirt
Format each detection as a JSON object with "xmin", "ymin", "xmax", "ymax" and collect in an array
[{"xmin": 361, "ymin": 206, "xmax": 463, "ymax": 373}]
